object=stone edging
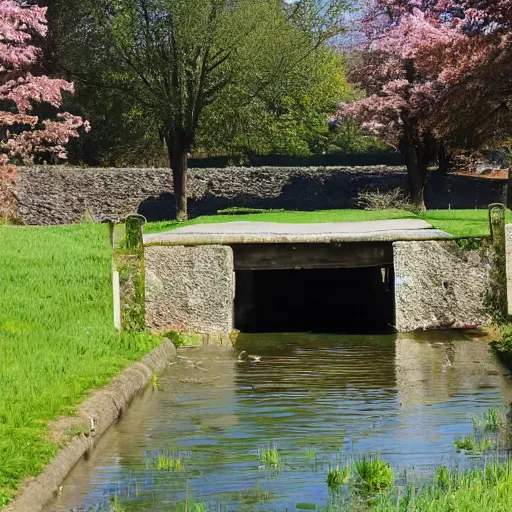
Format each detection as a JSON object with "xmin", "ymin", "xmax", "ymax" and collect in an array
[{"xmin": 5, "ymin": 339, "xmax": 177, "ymax": 512}]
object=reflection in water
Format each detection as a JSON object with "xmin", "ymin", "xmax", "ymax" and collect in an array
[{"xmin": 44, "ymin": 333, "xmax": 512, "ymax": 511}]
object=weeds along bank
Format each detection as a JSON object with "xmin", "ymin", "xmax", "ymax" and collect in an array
[{"xmin": 0, "ymin": 224, "xmax": 160, "ymax": 507}]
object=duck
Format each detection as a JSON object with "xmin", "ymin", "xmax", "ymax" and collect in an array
[{"xmin": 237, "ymin": 351, "xmax": 262, "ymax": 363}]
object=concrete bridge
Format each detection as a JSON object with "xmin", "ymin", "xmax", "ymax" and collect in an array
[{"xmin": 136, "ymin": 219, "xmax": 491, "ymax": 342}]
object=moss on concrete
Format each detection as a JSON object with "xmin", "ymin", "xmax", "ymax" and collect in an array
[{"xmin": 114, "ymin": 215, "xmax": 146, "ymax": 332}]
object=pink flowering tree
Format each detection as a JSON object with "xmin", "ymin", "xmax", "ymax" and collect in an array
[
  {"xmin": 425, "ymin": 1, "xmax": 512, "ymax": 151},
  {"xmin": 337, "ymin": 1, "xmax": 462, "ymax": 209},
  {"xmin": 0, "ymin": 0, "xmax": 88, "ymax": 173},
  {"xmin": 339, "ymin": 0, "xmax": 512, "ymax": 209}
]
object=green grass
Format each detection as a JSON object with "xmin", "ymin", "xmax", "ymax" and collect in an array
[
  {"xmin": 326, "ymin": 465, "xmax": 350, "ymax": 488},
  {"xmin": 354, "ymin": 457, "xmax": 394, "ymax": 495},
  {"xmin": 259, "ymin": 446, "xmax": 281, "ymax": 467},
  {"xmin": 453, "ymin": 435, "xmax": 495, "ymax": 453},
  {"xmin": 372, "ymin": 462, "xmax": 512, "ymax": 511},
  {"xmin": 155, "ymin": 455, "xmax": 183, "ymax": 471},
  {"xmin": 145, "ymin": 208, "xmax": 512, "ymax": 238},
  {"xmin": 0, "ymin": 224, "xmax": 160, "ymax": 507},
  {"xmin": 472, "ymin": 407, "xmax": 507, "ymax": 432}
]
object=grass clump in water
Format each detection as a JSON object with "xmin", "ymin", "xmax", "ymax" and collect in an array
[
  {"xmin": 326, "ymin": 465, "xmax": 350, "ymax": 489},
  {"xmin": 156, "ymin": 455, "xmax": 183, "ymax": 471},
  {"xmin": 454, "ymin": 435, "xmax": 495, "ymax": 453},
  {"xmin": 305, "ymin": 447, "xmax": 316, "ymax": 459},
  {"xmin": 259, "ymin": 444, "xmax": 281, "ymax": 468},
  {"xmin": 354, "ymin": 456, "xmax": 393, "ymax": 495},
  {"xmin": 372, "ymin": 462, "xmax": 512, "ymax": 511},
  {"xmin": 472, "ymin": 407, "xmax": 507, "ymax": 432}
]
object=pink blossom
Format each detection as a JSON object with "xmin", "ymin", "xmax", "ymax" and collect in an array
[{"xmin": 0, "ymin": 0, "xmax": 88, "ymax": 166}]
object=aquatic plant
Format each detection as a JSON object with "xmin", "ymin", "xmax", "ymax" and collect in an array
[
  {"xmin": 306, "ymin": 447, "xmax": 316, "ymax": 459},
  {"xmin": 156, "ymin": 455, "xmax": 183, "ymax": 471},
  {"xmin": 354, "ymin": 456, "xmax": 393, "ymax": 495},
  {"xmin": 174, "ymin": 499, "xmax": 207, "ymax": 512},
  {"xmin": 326, "ymin": 465, "xmax": 350, "ymax": 488},
  {"xmin": 472, "ymin": 407, "xmax": 506, "ymax": 432},
  {"xmin": 372, "ymin": 462, "xmax": 512, "ymax": 511},
  {"xmin": 259, "ymin": 445, "xmax": 281, "ymax": 468},
  {"xmin": 435, "ymin": 466, "xmax": 451, "ymax": 491},
  {"xmin": 151, "ymin": 373, "xmax": 160, "ymax": 391},
  {"xmin": 454, "ymin": 435, "xmax": 495, "ymax": 453},
  {"xmin": 228, "ymin": 483, "xmax": 275, "ymax": 505}
]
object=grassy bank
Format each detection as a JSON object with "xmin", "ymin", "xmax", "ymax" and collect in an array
[
  {"xmin": 0, "ymin": 224, "xmax": 160, "ymax": 507},
  {"xmin": 371, "ymin": 462, "xmax": 512, "ymax": 511},
  {"xmin": 145, "ymin": 209, "xmax": 512, "ymax": 238}
]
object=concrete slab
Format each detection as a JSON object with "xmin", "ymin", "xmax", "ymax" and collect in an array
[{"xmin": 144, "ymin": 219, "xmax": 453, "ymax": 245}]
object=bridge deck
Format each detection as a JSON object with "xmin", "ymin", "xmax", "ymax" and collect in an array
[{"xmin": 143, "ymin": 219, "xmax": 452, "ymax": 246}]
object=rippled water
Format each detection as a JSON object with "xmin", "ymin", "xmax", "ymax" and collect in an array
[{"xmin": 45, "ymin": 332, "xmax": 512, "ymax": 511}]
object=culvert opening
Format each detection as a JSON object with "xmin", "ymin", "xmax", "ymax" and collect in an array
[{"xmin": 234, "ymin": 267, "xmax": 395, "ymax": 334}]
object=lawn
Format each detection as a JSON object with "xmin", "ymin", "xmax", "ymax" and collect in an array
[
  {"xmin": 145, "ymin": 208, "xmax": 512, "ymax": 238},
  {"xmin": 0, "ymin": 224, "xmax": 160, "ymax": 507}
]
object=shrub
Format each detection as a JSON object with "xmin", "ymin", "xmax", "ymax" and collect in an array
[
  {"xmin": 0, "ymin": 165, "xmax": 19, "ymax": 223},
  {"xmin": 355, "ymin": 186, "xmax": 417, "ymax": 212}
]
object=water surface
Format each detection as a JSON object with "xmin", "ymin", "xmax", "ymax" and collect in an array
[{"xmin": 45, "ymin": 332, "xmax": 512, "ymax": 511}]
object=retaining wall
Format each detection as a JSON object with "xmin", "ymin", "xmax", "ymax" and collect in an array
[{"xmin": 15, "ymin": 166, "xmax": 507, "ymax": 225}]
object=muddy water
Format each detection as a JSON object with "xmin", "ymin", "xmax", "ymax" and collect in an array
[{"xmin": 45, "ymin": 332, "xmax": 512, "ymax": 511}]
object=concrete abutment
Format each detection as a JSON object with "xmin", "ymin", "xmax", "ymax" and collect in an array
[{"xmin": 142, "ymin": 239, "xmax": 491, "ymax": 337}]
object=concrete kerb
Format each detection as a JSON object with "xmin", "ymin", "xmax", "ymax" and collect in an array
[{"xmin": 5, "ymin": 339, "xmax": 177, "ymax": 512}]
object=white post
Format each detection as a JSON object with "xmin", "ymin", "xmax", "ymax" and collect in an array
[{"xmin": 113, "ymin": 270, "xmax": 121, "ymax": 331}]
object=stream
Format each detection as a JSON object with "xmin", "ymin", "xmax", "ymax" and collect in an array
[{"xmin": 45, "ymin": 332, "xmax": 512, "ymax": 511}]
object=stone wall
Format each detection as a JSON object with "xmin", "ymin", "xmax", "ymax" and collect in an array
[
  {"xmin": 144, "ymin": 245, "xmax": 234, "ymax": 336},
  {"xmin": 393, "ymin": 241, "xmax": 491, "ymax": 332},
  {"xmin": 15, "ymin": 166, "xmax": 507, "ymax": 225}
]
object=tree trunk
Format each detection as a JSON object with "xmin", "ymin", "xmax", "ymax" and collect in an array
[
  {"xmin": 438, "ymin": 143, "xmax": 452, "ymax": 174},
  {"xmin": 400, "ymin": 128, "xmax": 428, "ymax": 211},
  {"xmin": 166, "ymin": 135, "xmax": 189, "ymax": 222}
]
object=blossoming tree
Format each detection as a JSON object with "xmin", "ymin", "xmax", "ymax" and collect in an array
[
  {"xmin": 337, "ymin": 1, "xmax": 459, "ymax": 209},
  {"xmin": 0, "ymin": 0, "xmax": 88, "ymax": 172},
  {"xmin": 339, "ymin": 0, "xmax": 512, "ymax": 209}
]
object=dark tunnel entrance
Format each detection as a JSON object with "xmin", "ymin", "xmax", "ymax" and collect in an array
[{"xmin": 234, "ymin": 266, "xmax": 395, "ymax": 334}]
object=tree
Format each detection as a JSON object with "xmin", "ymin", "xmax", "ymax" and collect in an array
[
  {"xmin": 423, "ymin": 1, "xmax": 512, "ymax": 151},
  {"xmin": 196, "ymin": 47, "xmax": 354, "ymax": 160},
  {"xmin": 336, "ymin": 1, "xmax": 459, "ymax": 209},
  {"xmin": 64, "ymin": 0, "xmax": 351, "ymax": 221},
  {"xmin": 338, "ymin": 0, "xmax": 512, "ymax": 209},
  {"xmin": 0, "ymin": 1, "xmax": 88, "ymax": 168}
]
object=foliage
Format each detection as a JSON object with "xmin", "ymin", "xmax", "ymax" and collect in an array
[
  {"xmin": 51, "ymin": 0, "xmax": 351, "ymax": 220},
  {"xmin": 259, "ymin": 445, "xmax": 281, "ymax": 468},
  {"xmin": 155, "ymin": 455, "xmax": 183, "ymax": 471},
  {"xmin": 196, "ymin": 48, "xmax": 355, "ymax": 159},
  {"xmin": 0, "ymin": 224, "xmax": 160, "ymax": 506},
  {"xmin": 326, "ymin": 465, "xmax": 350, "ymax": 488},
  {"xmin": 372, "ymin": 462, "xmax": 512, "ymax": 512},
  {"xmin": 338, "ymin": 1, "xmax": 512, "ymax": 208},
  {"xmin": 355, "ymin": 187, "xmax": 417, "ymax": 212},
  {"xmin": 354, "ymin": 456, "xmax": 393, "ymax": 495},
  {"xmin": 454, "ymin": 436, "xmax": 495, "ymax": 453},
  {"xmin": 472, "ymin": 407, "xmax": 507, "ymax": 433},
  {"xmin": 0, "ymin": 1, "xmax": 88, "ymax": 167}
]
